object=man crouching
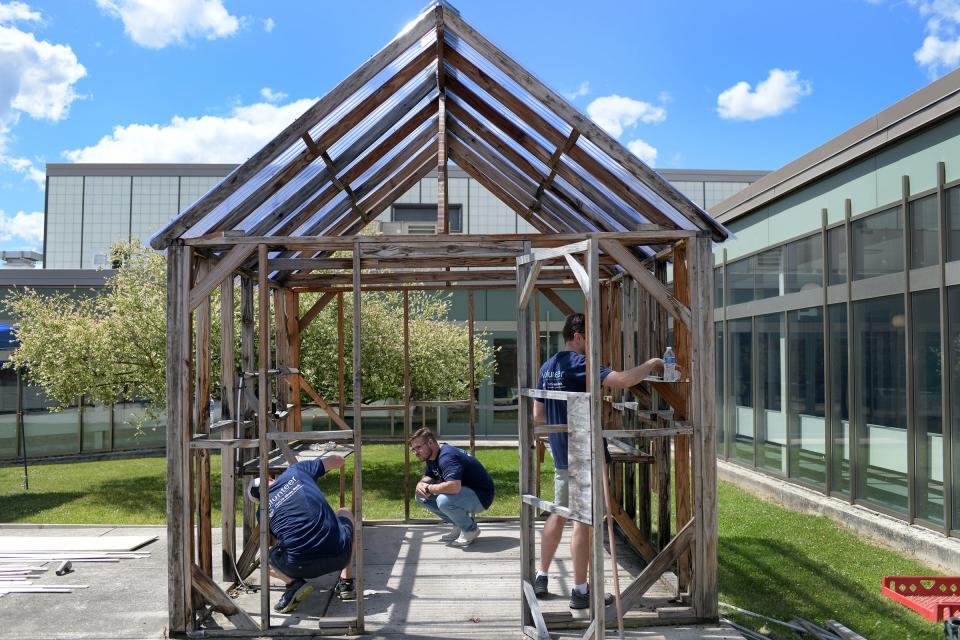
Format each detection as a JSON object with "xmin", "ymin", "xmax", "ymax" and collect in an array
[{"xmin": 247, "ymin": 455, "xmax": 355, "ymax": 614}]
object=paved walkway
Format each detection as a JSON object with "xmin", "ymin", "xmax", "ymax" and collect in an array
[{"xmin": 0, "ymin": 523, "xmax": 740, "ymax": 639}]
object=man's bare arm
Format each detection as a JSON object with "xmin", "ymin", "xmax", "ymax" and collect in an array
[{"xmin": 602, "ymin": 358, "xmax": 665, "ymax": 389}]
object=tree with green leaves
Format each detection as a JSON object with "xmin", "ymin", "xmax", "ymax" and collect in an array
[{"xmin": 5, "ymin": 241, "xmax": 496, "ymax": 421}]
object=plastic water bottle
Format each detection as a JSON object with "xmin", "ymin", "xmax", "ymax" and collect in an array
[{"xmin": 663, "ymin": 347, "xmax": 677, "ymax": 382}]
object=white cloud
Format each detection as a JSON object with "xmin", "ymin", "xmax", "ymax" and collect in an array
[
  {"xmin": 95, "ymin": 0, "xmax": 241, "ymax": 49},
  {"xmin": 0, "ymin": 209, "xmax": 43, "ymax": 248},
  {"xmin": 0, "ymin": 1, "xmax": 40, "ymax": 24},
  {"xmin": 563, "ymin": 81, "xmax": 589, "ymax": 101},
  {"xmin": 627, "ymin": 139, "xmax": 657, "ymax": 166},
  {"xmin": 716, "ymin": 69, "xmax": 811, "ymax": 121},
  {"xmin": 911, "ymin": 0, "xmax": 960, "ymax": 73},
  {"xmin": 586, "ymin": 95, "xmax": 666, "ymax": 138},
  {"xmin": 259, "ymin": 87, "xmax": 286, "ymax": 103},
  {"xmin": 63, "ymin": 97, "xmax": 317, "ymax": 163},
  {"xmin": 263, "ymin": 17, "xmax": 274, "ymax": 33},
  {"xmin": 2, "ymin": 155, "xmax": 43, "ymax": 188}
]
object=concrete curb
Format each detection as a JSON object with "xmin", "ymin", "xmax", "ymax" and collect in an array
[{"xmin": 719, "ymin": 460, "xmax": 960, "ymax": 573}]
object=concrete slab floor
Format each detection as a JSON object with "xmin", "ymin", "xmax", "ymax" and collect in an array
[{"xmin": 0, "ymin": 523, "xmax": 741, "ymax": 640}]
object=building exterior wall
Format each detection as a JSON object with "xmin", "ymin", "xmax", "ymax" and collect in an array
[{"xmin": 712, "ymin": 109, "xmax": 960, "ymax": 534}]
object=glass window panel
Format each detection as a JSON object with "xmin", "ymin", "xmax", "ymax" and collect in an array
[
  {"xmin": 852, "ymin": 206, "xmax": 903, "ymax": 280},
  {"xmin": 785, "ymin": 234, "xmax": 823, "ymax": 294},
  {"xmin": 755, "ymin": 248, "xmax": 782, "ymax": 300},
  {"xmin": 912, "ymin": 290, "xmax": 943, "ymax": 524},
  {"xmin": 828, "ymin": 304, "xmax": 850, "ymax": 495},
  {"xmin": 81, "ymin": 402, "xmax": 112, "ymax": 452},
  {"xmin": 727, "ymin": 258, "xmax": 754, "ymax": 305},
  {"xmin": 716, "ymin": 322, "xmax": 724, "ymax": 455},
  {"xmin": 854, "ymin": 295, "xmax": 907, "ymax": 514},
  {"xmin": 714, "ymin": 267, "xmax": 723, "ymax": 309},
  {"xmin": 0, "ymin": 368, "xmax": 17, "ymax": 459},
  {"xmin": 757, "ymin": 314, "xmax": 785, "ymax": 475},
  {"xmin": 729, "ymin": 318, "xmax": 753, "ymax": 464},
  {"xmin": 23, "ymin": 405, "xmax": 80, "ymax": 456},
  {"xmin": 827, "ymin": 226, "xmax": 847, "ymax": 286},
  {"xmin": 950, "ymin": 286, "xmax": 960, "ymax": 528},
  {"xmin": 909, "ymin": 194, "xmax": 939, "ymax": 269},
  {"xmin": 112, "ymin": 402, "xmax": 165, "ymax": 449},
  {"xmin": 787, "ymin": 307, "xmax": 825, "ymax": 486},
  {"xmin": 947, "ymin": 186, "xmax": 960, "ymax": 263}
]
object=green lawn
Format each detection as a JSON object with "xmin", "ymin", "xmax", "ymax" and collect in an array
[{"xmin": 0, "ymin": 448, "xmax": 943, "ymax": 639}]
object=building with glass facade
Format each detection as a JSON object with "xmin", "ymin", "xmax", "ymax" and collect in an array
[
  {"xmin": 711, "ymin": 67, "xmax": 960, "ymax": 534},
  {"xmin": 4, "ymin": 163, "xmax": 763, "ymax": 461}
]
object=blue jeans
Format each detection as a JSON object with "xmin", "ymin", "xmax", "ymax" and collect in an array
[{"xmin": 415, "ymin": 487, "xmax": 486, "ymax": 532}]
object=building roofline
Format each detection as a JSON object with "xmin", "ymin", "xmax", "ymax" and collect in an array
[
  {"xmin": 710, "ymin": 67, "xmax": 960, "ymax": 223},
  {"xmin": 657, "ymin": 168, "xmax": 768, "ymax": 183},
  {"xmin": 46, "ymin": 163, "xmax": 238, "ymax": 178},
  {"xmin": 0, "ymin": 269, "xmax": 112, "ymax": 287}
]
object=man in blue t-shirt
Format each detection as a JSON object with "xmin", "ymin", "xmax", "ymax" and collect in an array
[
  {"xmin": 411, "ymin": 427, "xmax": 495, "ymax": 547},
  {"xmin": 247, "ymin": 455, "xmax": 355, "ymax": 614},
  {"xmin": 533, "ymin": 313, "xmax": 667, "ymax": 609}
]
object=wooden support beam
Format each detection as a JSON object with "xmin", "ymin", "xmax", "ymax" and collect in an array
[
  {"xmin": 539, "ymin": 288, "xmax": 575, "ymax": 316},
  {"xmin": 337, "ymin": 293, "xmax": 346, "ymax": 508},
  {"xmin": 298, "ymin": 375, "xmax": 351, "ymax": 431},
  {"xmin": 585, "ymin": 237, "xmax": 606, "ymax": 638},
  {"xmin": 403, "ymin": 291, "xmax": 411, "ymax": 520},
  {"xmin": 564, "ymin": 253, "xmax": 590, "ymax": 295},
  {"xmin": 518, "ymin": 261, "xmax": 542, "ymax": 310},
  {"xmin": 151, "ymin": 7, "xmax": 435, "ymax": 248},
  {"xmin": 672, "ymin": 241, "xmax": 692, "ymax": 590},
  {"xmin": 218, "ymin": 275, "xmax": 238, "ymax": 582},
  {"xmin": 298, "ymin": 291, "xmax": 337, "ymax": 333},
  {"xmin": 516, "ymin": 248, "xmax": 535, "ymax": 630},
  {"xmin": 166, "ymin": 244, "xmax": 192, "ymax": 633},
  {"xmin": 607, "ymin": 502, "xmax": 657, "ymax": 562},
  {"xmin": 467, "ymin": 289, "xmax": 476, "ymax": 456},
  {"xmin": 191, "ymin": 564, "xmax": 258, "ymax": 631},
  {"xmin": 599, "ymin": 238, "xmax": 692, "ymax": 330},
  {"xmin": 194, "ymin": 260, "xmax": 213, "ymax": 579},
  {"xmin": 351, "ymin": 242, "xmax": 365, "ymax": 630},
  {"xmin": 285, "ymin": 290, "xmax": 302, "ymax": 432},
  {"xmin": 617, "ymin": 519, "xmax": 695, "ymax": 613},
  {"xmin": 256, "ymin": 244, "xmax": 271, "ymax": 630},
  {"xmin": 189, "ymin": 245, "xmax": 257, "ymax": 312}
]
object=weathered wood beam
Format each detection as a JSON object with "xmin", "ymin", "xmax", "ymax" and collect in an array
[
  {"xmin": 446, "ymin": 137, "xmax": 557, "ymax": 233},
  {"xmin": 193, "ymin": 260, "xmax": 213, "ymax": 579},
  {"xmin": 443, "ymin": 9, "xmax": 725, "ymax": 240},
  {"xmin": 446, "ymin": 117, "xmax": 587, "ymax": 232},
  {"xmin": 599, "ymin": 238, "xmax": 692, "ymax": 330},
  {"xmin": 218, "ymin": 275, "xmax": 238, "ymax": 582},
  {"xmin": 188, "ymin": 245, "xmax": 257, "ymax": 312},
  {"xmin": 191, "ymin": 564, "xmax": 259, "ymax": 631},
  {"xmin": 256, "ymin": 244, "xmax": 271, "ymax": 629},
  {"xmin": 539, "ymin": 287, "xmax": 575, "ymax": 316},
  {"xmin": 564, "ymin": 253, "xmax": 590, "ymax": 295},
  {"xmin": 151, "ymin": 8, "xmax": 435, "ymax": 249},
  {"xmin": 252, "ymin": 91, "xmax": 438, "ymax": 238},
  {"xmin": 436, "ymin": 9, "xmax": 449, "ymax": 235},
  {"xmin": 298, "ymin": 291, "xmax": 337, "ymax": 333},
  {"xmin": 531, "ymin": 129, "xmax": 580, "ymax": 222},
  {"xmin": 617, "ymin": 518, "xmax": 695, "ymax": 613},
  {"xmin": 446, "ymin": 83, "xmax": 638, "ymax": 231},
  {"xmin": 289, "ymin": 269, "xmax": 538, "ymax": 287},
  {"xmin": 298, "ymin": 375, "xmax": 351, "ymax": 431}
]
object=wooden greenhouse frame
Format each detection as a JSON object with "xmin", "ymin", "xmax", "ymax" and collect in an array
[{"xmin": 154, "ymin": 2, "xmax": 727, "ymax": 637}]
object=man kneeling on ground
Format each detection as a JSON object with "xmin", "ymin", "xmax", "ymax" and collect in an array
[
  {"xmin": 411, "ymin": 428, "xmax": 495, "ymax": 547},
  {"xmin": 247, "ymin": 455, "xmax": 355, "ymax": 614}
]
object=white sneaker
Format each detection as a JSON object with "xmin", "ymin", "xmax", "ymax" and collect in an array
[
  {"xmin": 451, "ymin": 526, "xmax": 480, "ymax": 547},
  {"xmin": 440, "ymin": 526, "xmax": 461, "ymax": 542}
]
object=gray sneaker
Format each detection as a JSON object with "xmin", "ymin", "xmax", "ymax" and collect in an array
[
  {"xmin": 569, "ymin": 587, "xmax": 615, "ymax": 610},
  {"xmin": 275, "ymin": 579, "xmax": 313, "ymax": 613},
  {"xmin": 534, "ymin": 574, "xmax": 549, "ymax": 598}
]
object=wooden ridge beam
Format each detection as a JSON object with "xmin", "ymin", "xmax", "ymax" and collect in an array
[
  {"xmin": 436, "ymin": 8, "xmax": 450, "ymax": 235},
  {"xmin": 150, "ymin": 7, "xmax": 436, "ymax": 249}
]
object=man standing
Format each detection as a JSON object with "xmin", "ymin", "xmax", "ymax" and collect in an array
[
  {"xmin": 411, "ymin": 427, "xmax": 496, "ymax": 547},
  {"xmin": 247, "ymin": 455, "xmax": 355, "ymax": 614},
  {"xmin": 533, "ymin": 313, "xmax": 666, "ymax": 609}
]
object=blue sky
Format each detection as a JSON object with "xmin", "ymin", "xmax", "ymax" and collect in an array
[{"xmin": 0, "ymin": 0, "xmax": 957, "ymax": 253}]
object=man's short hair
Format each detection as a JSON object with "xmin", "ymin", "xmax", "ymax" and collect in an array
[
  {"xmin": 410, "ymin": 427, "xmax": 436, "ymax": 446},
  {"xmin": 562, "ymin": 313, "xmax": 585, "ymax": 342}
]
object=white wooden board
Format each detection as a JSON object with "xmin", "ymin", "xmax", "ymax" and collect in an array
[{"xmin": 0, "ymin": 535, "xmax": 157, "ymax": 553}]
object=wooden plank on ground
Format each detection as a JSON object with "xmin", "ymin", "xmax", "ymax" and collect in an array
[
  {"xmin": 191, "ymin": 564, "xmax": 259, "ymax": 631},
  {"xmin": 0, "ymin": 536, "xmax": 158, "ymax": 553}
]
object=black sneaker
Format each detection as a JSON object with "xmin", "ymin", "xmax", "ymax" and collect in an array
[
  {"xmin": 334, "ymin": 578, "xmax": 356, "ymax": 601},
  {"xmin": 275, "ymin": 578, "xmax": 313, "ymax": 613},
  {"xmin": 569, "ymin": 587, "xmax": 615, "ymax": 610},
  {"xmin": 534, "ymin": 574, "xmax": 549, "ymax": 598}
]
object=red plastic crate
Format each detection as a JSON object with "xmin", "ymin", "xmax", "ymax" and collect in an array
[{"xmin": 882, "ymin": 576, "xmax": 960, "ymax": 622}]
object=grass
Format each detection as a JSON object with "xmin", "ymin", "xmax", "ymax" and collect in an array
[{"xmin": 0, "ymin": 447, "xmax": 944, "ymax": 639}]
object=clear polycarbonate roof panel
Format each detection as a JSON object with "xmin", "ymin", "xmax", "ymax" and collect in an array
[
  {"xmin": 548, "ymin": 174, "xmax": 628, "ymax": 231},
  {"xmin": 178, "ymin": 29, "xmax": 437, "ymax": 239},
  {"xmin": 346, "ymin": 116, "xmax": 437, "ymax": 193},
  {"xmin": 444, "ymin": 32, "xmax": 573, "ymax": 141}
]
